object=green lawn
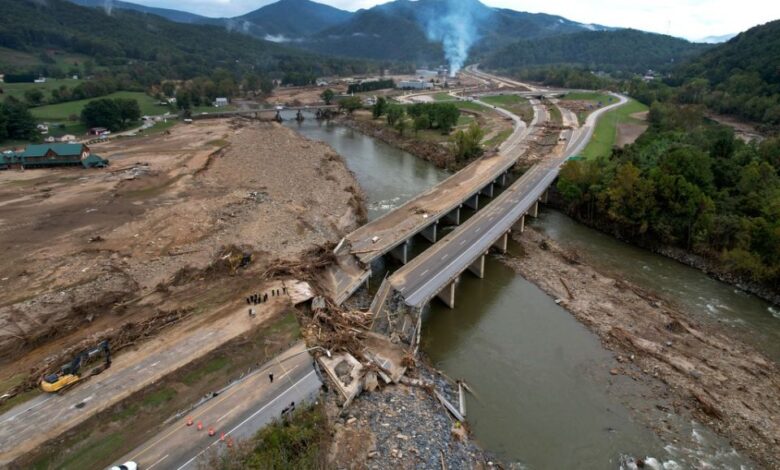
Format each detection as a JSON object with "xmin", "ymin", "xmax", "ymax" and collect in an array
[
  {"xmin": 1, "ymin": 78, "xmax": 78, "ymax": 102},
  {"xmin": 31, "ymin": 92, "xmax": 168, "ymax": 121},
  {"xmin": 433, "ymin": 92, "xmax": 454, "ymax": 101},
  {"xmin": 455, "ymin": 100, "xmax": 487, "ymax": 112},
  {"xmin": 484, "ymin": 129, "xmax": 513, "ymax": 148},
  {"xmin": 563, "ymin": 91, "xmax": 615, "ymax": 103},
  {"xmin": 548, "ymin": 105, "xmax": 562, "ymax": 125},
  {"xmin": 581, "ymin": 98, "xmax": 649, "ymax": 159}
]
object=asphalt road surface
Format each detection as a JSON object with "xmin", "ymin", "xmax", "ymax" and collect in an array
[
  {"xmin": 389, "ymin": 89, "xmax": 628, "ymax": 307},
  {"xmin": 113, "ymin": 341, "xmax": 321, "ymax": 470},
  {"xmin": 0, "ymin": 281, "xmax": 302, "ymax": 466}
]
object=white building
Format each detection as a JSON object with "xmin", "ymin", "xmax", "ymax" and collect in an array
[
  {"xmin": 34, "ymin": 77, "xmax": 46, "ymax": 83},
  {"xmin": 214, "ymin": 97, "xmax": 229, "ymax": 107},
  {"xmin": 399, "ymin": 80, "xmax": 434, "ymax": 90}
]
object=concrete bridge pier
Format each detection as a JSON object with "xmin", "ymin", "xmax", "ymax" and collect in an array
[
  {"xmin": 530, "ymin": 201, "xmax": 539, "ymax": 218},
  {"xmin": 467, "ymin": 253, "xmax": 486, "ymax": 279},
  {"xmin": 421, "ymin": 221, "xmax": 438, "ymax": 243},
  {"xmin": 390, "ymin": 239, "xmax": 410, "ymax": 264},
  {"xmin": 492, "ymin": 231, "xmax": 510, "ymax": 254},
  {"xmin": 444, "ymin": 205, "xmax": 462, "ymax": 225},
  {"xmin": 465, "ymin": 193, "xmax": 479, "ymax": 210},
  {"xmin": 481, "ymin": 183, "xmax": 494, "ymax": 198},
  {"xmin": 495, "ymin": 172, "xmax": 508, "ymax": 187},
  {"xmin": 518, "ymin": 215, "xmax": 525, "ymax": 233},
  {"xmin": 436, "ymin": 277, "xmax": 458, "ymax": 308},
  {"xmin": 542, "ymin": 189, "xmax": 549, "ymax": 204}
]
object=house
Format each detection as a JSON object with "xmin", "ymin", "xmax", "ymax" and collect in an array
[
  {"xmin": 34, "ymin": 77, "xmax": 46, "ymax": 84},
  {"xmin": 44, "ymin": 136, "xmax": 56, "ymax": 143},
  {"xmin": 316, "ymin": 78, "xmax": 329, "ymax": 87},
  {"xmin": 1, "ymin": 143, "xmax": 109, "ymax": 170},
  {"xmin": 213, "ymin": 97, "xmax": 229, "ymax": 107},
  {"xmin": 398, "ymin": 80, "xmax": 434, "ymax": 90},
  {"xmin": 36, "ymin": 124, "xmax": 49, "ymax": 134},
  {"xmin": 89, "ymin": 127, "xmax": 109, "ymax": 136},
  {"xmin": 58, "ymin": 134, "xmax": 76, "ymax": 142}
]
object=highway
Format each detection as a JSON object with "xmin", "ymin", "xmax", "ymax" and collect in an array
[
  {"xmin": 388, "ymin": 84, "xmax": 628, "ymax": 307},
  {"xmin": 113, "ymin": 342, "xmax": 321, "ymax": 470},
  {"xmin": 0, "ymin": 280, "xmax": 310, "ymax": 466}
]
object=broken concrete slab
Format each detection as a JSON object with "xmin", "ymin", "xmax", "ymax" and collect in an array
[{"xmin": 319, "ymin": 352, "xmax": 364, "ymax": 406}]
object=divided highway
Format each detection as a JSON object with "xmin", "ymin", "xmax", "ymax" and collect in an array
[
  {"xmin": 114, "ymin": 342, "xmax": 321, "ymax": 470},
  {"xmin": 388, "ymin": 86, "xmax": 628, "ymax": 307}
]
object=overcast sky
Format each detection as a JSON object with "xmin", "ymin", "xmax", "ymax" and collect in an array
[{"xmin": 132, "ymin": 0, "xmax": 780, "ymax": 41}]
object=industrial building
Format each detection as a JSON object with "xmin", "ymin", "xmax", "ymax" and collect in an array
[{"xmin": 398, "ymin": 79, "xmax": 434, "ymax": 90}]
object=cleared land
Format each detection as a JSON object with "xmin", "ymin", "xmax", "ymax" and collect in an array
[
  {"xmin": 0, "ymin": 78, "xmax": 79, "ymax": 102},
  {"xmin": 580, "ymin": 98, "xmax": 648, "ymax": 159},
  {"xmin": 0, "ymin": 118, "xmax": 363, "ymax": 427}
]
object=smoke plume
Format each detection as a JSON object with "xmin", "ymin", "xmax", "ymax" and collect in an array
[
  {"xmin": 103, "ymin": 0, "xmax": 114, "ymax": 15},
  {"xmin": 421, "ymin": 0, "xmax": 487, "ymax": 76}
]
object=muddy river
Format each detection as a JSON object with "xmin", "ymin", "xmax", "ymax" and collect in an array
[{"xmin": 286, "ymin": 116, "xmax": 774, "ymax": 468}]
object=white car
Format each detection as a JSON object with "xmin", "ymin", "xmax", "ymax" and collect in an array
[{"xmin": 110, "ymin": 462, "xmax": 137, "ymax": 470}]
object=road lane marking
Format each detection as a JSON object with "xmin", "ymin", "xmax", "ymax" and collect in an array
[
  {"xmin": 175, "ymin": 370, "xmax": 317, "ymax": 470},
  {"xmin": 147, "ymin": 454, "xmax": 169, "ymax": 470}
]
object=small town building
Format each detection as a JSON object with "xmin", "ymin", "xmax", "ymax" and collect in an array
[
  {"xmin": 59, "ymin": 134, "xmax": 76, "ymax": 142},
  {"xmin": 398, "ymin": 80, "xmax": 434, "ymax": 90},
  {"xmin": 89, "ymin": 127, "xmax": 109, "ymax": 136},
  {"xmin": 36, "ymin": 124, "xmax": 49, "ymax": 134},
  {"xmin": 34, "ymin": 77, "xmax": 46, "ymax": 83},
  {"xmin": 213, "ymin": 97, "xmax": 229, "ymax": 107},
  {"xmin": 0, "ymin": 143, "xmax": 108, "ymax": 170}
]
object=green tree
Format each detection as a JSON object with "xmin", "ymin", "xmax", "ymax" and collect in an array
[
  {"xmin": 2, "ymin": 97, "xmax": 38, "ymax": 141},
  {"xmin": 81, "ymin": 98, "xmax": 122, "ymax": 130},
  {"xmin": 161, "ymin": 81, "xmax": 176, "ymax": 98},
  {"xmin": 320, "ymin": 88, "xmax": 335, "ymax": 105},
  {"xmin": 395, "ymin": 117, "xmax": 408, "ymax": 136},
  {"xmin": 24, "ymin": 89, "xmax": 44, "ymax": 106},
  {"xmin": 386, "ymin": 105, "xmax": 405, "ymax": 127},
  {"xmin": 372, "ymin": 97, "xmax": 388, "ymax": 118},
  {"xmin": 451, "ymin": 122, "xmax": 484, "ymax": 161},
  {"xmin": 116, "ymin": 98, "xmax": 141, "ymax": 126},
  {"xmin": 413, "ymin": 114, "xmax": 430, "ymax": 135},
  {"xmin": 338, "ymin": 96, "xmax": 362, "ymax": 114}
]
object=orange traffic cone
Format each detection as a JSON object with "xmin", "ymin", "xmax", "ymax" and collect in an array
[
  {"xmin": 197, "ymin": 420, "xmax": 203, "ymax": 431},
  {"xmin": 208, "ymin": 427, "xmax": 216, "ymax": 436},
  {"xmin": 186, "ymin": 416, "xmax": 193, "ymax": 426}
]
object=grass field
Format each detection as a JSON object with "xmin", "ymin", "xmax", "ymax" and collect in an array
[
  {"xmin": 433, "ymin": 92, "xmax": 454, "ymax": 101},
  {"xmin": 455, "ymin": 100, "xmax": 487, "ymax": 112},
  {"xmin": 480, "ymin": 94, "xmax": 534, "ymax": 123},
  {"xmin": 581, "ymin": 98, "xmax": 649, "ymax": 159},
  {"xmin": 563, "ymin": 91, "xmax": 615, "ymax": 103},
  {"xmin": 31, "ymin": 92, "xmax": 168, "ymax": 121},
  {"xmin": 1, "ymin": 78, "xmax": 80, "ymax": 102}
]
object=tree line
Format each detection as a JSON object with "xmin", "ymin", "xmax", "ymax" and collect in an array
[{"xmin": 557, "ymin": 102, "xmax": 780, "ymax": 288}]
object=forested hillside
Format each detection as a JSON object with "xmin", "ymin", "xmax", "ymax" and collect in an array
[
  {"xmin": 483, "ymin": 29, "xmax": 709, "ymax": 74},
  {"xmin": 671, "ymin": 20, "xmax": 780, "ymax": 125},
  {"xmin": 0, "ymin": 0, "xmax": 376, "ymax": 85}
]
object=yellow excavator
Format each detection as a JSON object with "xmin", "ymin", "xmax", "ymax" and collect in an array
[{"xmin": 40, "ymin": 340, "xmax": 111, "ymax": 393}]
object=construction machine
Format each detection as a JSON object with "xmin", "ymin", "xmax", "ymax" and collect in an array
[{"xmin": 40, "ymin": 340, "xmax": 111, "ymax": 393}]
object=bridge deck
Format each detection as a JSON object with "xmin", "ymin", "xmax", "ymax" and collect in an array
[
  {"xmin": 344, "ymin": 99, "xmax": 547, "ymax": 265},
  {"xmin": 388, "ymin": 92, "xmax": 627, "ymax": 308}
]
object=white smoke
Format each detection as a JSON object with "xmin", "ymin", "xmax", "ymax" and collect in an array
[
  {"xmin": 103, "ymin": 0, "xmax": 114, "ymax": 15},
  {"xmin": 264, "ymin": 34, "xmax": 290, "ymax": 43},
  {"xmin": 421, "ymin": 0, "xmax": 486, "ymax": 76}
]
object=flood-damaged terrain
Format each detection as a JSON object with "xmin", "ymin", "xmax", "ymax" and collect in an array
[
  {"xmin": 500, "ymin": 225, "xmax": 780, "ymax": 468},
  {"xmin": 0, "ymin": 118, "xmax": 363, "ymax": 406}
]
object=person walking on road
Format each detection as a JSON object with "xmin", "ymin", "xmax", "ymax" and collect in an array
[{"xmin": 269, "ymin": 373, "xmax": 274, "ymax": 383}]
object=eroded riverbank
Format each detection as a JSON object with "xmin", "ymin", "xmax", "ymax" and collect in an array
[{"xmin": 500, "ymin": 219, "xmax": 779, "ymax": 468}]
